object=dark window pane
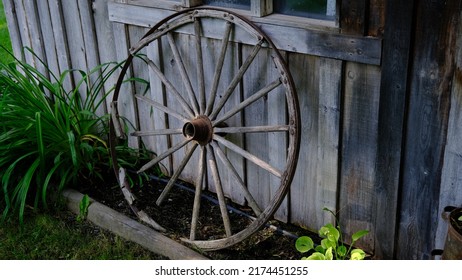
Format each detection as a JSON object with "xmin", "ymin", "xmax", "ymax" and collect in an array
[
  {"xmin": 274, "ymin": 0, "xmax": 335, "ymax": 20},
  {"xmin": 203, "ymin": 0, "xmax": 250, "ymax": 10}
]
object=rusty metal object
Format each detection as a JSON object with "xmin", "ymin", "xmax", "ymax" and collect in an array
[
  {"xmin": 442, "ymin": 207, "xmax": 462, "ymax": 260},
  {"xmin": 182, "ymin": 116, "xmax": 213, "ymax": 146},
  {"xmin": 109, "ymin": 7, "xmax": 300, "ymax": 251}
]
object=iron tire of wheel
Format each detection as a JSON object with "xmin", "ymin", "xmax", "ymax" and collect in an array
[{"xmin": 109, "ymin": 7, "xmax": 301, "ymax": 251}]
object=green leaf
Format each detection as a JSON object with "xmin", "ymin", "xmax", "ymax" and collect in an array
[
  {"xmin": 458, "ymin": 215, "xmax": 462, "ymax": 222},
  {"xmin": 315, "ymin": 245, "xmax": 325, "ymax": 254},
  {"xmin": 319, "ymin": 224, "xmax": 340, "ymax": 243},
  {"xmin": 67, "ymin": 131, "xmax": 78, "ymax": 167},
  {"xmin": 77, "ymin": 194, "xmax": 91, "ymax": 222},
  {"xmin": 306, "ymin": 252, "xmax": 326, "ymax": 260},
  {"xmin": 295, "ymin": 236, "xmax": 314, "ymax": 253},
  {"xmin": 321, "ymin": 238, "xmax": 336, "ymax": 250},
  {"xmin": 322, "ymin": 207, "xmax": 336, "ymax": 217},
  {"xmin": 337, "ymin": 245, "xmax": 347, "ymax": 257},
  {"xmin": 350, "ymin": 249, "xmax": 366, "ymax": 260},
  {"xmin": 324, "ymin": 247, "xmax": 334, "ymax": 260},
  {"xmin": 352, "ymin": 230, "xmax": 369, "ymax": 242},
  {"xmin": 35, "ymin": 112, "xmax": 45, "ymax": 168}
]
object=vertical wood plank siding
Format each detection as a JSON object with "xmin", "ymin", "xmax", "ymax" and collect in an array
[
  {"xmin": 3, "ymin": 0, "xmax": 462, "ymax": 259},
  {"xmin": 47, "ymin": 0, "xmax": 73, "ymax": 91},
  {"xmin": 36, "ymin": 0, "xmax": 59, "ymax": 77},
  {"xmin": 339, "ymin": 62, "xmax": 381, "ymax": 254},
  {"xmin": 375, "ymin": 0, "xmax": 415, "ymax": 259},
  {"xmin": 340, "ymin": 0, "xmax": 367, "ymax": 35},
  {"xmin": 289, "ymin": 54, "xmax": 341, "ymax": 231},
  {"xmin": 397, "ymin": 0, "xmax": 461, "ymax": 259},
  {"xmin": 92, "ymin": 0, "xmax": 118, "ymax": 112},
  {"xmin": 435, "ymin": 16, "xmax": 462, "ymax": 251},
  {"xmin": 3, "ymin": 0, "xmax": 23, "ymax": 60}
]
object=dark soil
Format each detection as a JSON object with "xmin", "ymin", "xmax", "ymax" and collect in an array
[
  {"xmin": 449, "ymin": 208, "xmax": 462, "ymax": 236},
  {"xmin": 76, "ymin": 169, "xmax": 320, "ymax": 260}
]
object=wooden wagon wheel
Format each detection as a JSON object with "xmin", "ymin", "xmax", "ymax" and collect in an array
[{"xmin": 109, "ymin": 7, "xmax": 300, "ymax": 251}]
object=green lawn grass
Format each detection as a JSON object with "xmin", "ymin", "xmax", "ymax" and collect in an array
[
  {"xmin": 0, "ymin": 210, "xmax": 166, "ymax": 260},
  {"xmin": 0, "ymin": 1, "xmax": 14, "ymax": 64}
]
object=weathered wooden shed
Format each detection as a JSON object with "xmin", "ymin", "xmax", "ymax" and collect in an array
[{"xmin": 3, "ymin": 0, "xmax": 462, "ymax": 259}]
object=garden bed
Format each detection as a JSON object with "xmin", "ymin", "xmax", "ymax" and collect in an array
[{"xmin": 72, "ymin": 171, "xmax": 318, "ymax": 260}]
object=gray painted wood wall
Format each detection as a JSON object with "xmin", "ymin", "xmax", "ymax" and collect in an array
[{"xmin": 3, "ymin": 0, "xmax": 461, "ymax": 259}]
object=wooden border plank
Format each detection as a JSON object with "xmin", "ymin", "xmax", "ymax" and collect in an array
[{"xmin": 63, "ymin": 189, "xmax": 208, "ymax": 260}]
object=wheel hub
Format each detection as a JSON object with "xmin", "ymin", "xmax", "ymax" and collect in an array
[{"xmin": 182, "ymin": 115, "xmax": 213, "ymax": 146}]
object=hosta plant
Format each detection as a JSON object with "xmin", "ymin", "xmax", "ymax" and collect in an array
[{"xmin": 295, "ymin": 208, "xmax": 369, "ymax": 260}]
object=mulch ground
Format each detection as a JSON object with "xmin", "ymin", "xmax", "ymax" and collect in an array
[{"xmin": 76, "ymin": 169, "xmax": 320, "ymax": 260}]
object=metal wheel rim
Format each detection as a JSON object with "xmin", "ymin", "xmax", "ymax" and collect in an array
[{"xmin": 109, "ymin": 7, "xmax": 301, "ymax": 251}]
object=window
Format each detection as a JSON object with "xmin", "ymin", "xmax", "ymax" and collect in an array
[
  {"xmin": 273, "ymin": 0, "xmax": 336, "ymax": 20},
  {"xmin": 199, "ymin": 0, "xmax": 337, "ymax": 21},
  {"xmin": 203, "ymin": 0, "xmax": 250, "ymax": 10}
]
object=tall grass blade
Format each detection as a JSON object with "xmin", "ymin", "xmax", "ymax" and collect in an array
[{"xmin": 1, "ymin": 47, "xmax": 153, "ymax": 222}]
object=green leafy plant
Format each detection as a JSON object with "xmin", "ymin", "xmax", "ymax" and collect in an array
[
  {"xmin": 0, "ymin": 48, "xmax": 151, "ymax": 223},
  {"xmin": 295, "ymin": 207, "xmax": 369, "ymax": 260},
  {"xmin": 452, "ymin": 209, "xmax": 462, "ymax": 236},
  {"xmin": 77, "ymin": 194, "xmax": 91, "ymax": 222}
]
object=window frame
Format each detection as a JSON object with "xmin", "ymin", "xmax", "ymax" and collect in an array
[{"xmin": 123, "ymin": 0, "xmax": 339, "ymax": 29}]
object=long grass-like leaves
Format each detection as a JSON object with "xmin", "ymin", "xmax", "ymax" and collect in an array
[
  {"xmin": 0, "ymin": 47, "xmax": 154, "ymax": 222},
  {"xmin": 0, "ymin": 48, "xmax": 112, "ymax": 221}
]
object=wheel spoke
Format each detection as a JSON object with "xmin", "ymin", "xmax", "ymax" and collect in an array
[
  {"xmin": 131, "ymin": 128, "xmax": 183, "ymax": 137},
  {"xmin": 111, "ymin": 8, "xmax": 301, "ymax": 251},
  {"xmin": 205, "ymin": 21, "xmax": 233, "ymax": 116},
  {"xmin": 131, "ymin": 16, "xmax": 195, "ymax": 54},
  {"xmin": 137, "ymin": 138, "xmax": 192, "ymax": 174},
  {"xmin": 156, "ymin": 142, "xmax": 199, "ymax": 206},
  {"xmin": 194, "ymin": 19, "xmax": 206, "ymax": 114},
  {"xmin": 135, "ymin": 94, "xmax": 190, "ymax": 123},
  {"xmin": 213, "ymin": 78, "xmax": 282, "ymax": 125},
  {"xmin": 167, "ymin": 32, "xmax": 200, "ymax": 116},
  {"xmin": 213, "ymin": 135, "xmax": 282, "ymax": 178},
  {"xmin": 207, "ymin": 145, "xmax": 232, "ymax": 237},
  {"xmin": 147, "ymin": 60, "xmax": 195, "ymax": 118},
  {"xmin": 211, "ymin": 142, "xmax": 262, "ymax": 216},
  {"xmin": 214, "ymin": 125, "xmax": 290, "ymax": 134},
  {"xmin": 209, "ymin": 39, "xmax": 264, "ymax": 120},
  {"xmin": 190, "ymin": 146, "xmax": 206, "ymax": 240}
]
